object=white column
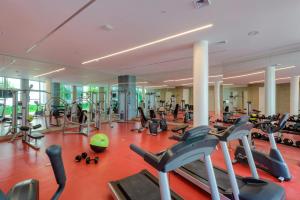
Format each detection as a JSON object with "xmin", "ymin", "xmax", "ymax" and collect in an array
[
  {"xmin": 214, "ymin": 81, "xmax": 221, "ymax": 118},
  {"xmin": 264, "ymin": 66, "xmax": 276, "ymax": 116},
  {"xmin": 45, "ymin": 79, "xmax": 52, "ymax": 102},
  {"xmin": 193, "ymin": 40, "xmax": 209, "ymax": 126},
  {"xmin": 290, "ymin": 76, "xmax": 299, "ymax": 115}
]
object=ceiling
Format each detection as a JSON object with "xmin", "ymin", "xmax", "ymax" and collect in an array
[{"xmin": 1, "ymin": 0, "xmax": 300, "ymax": 87}]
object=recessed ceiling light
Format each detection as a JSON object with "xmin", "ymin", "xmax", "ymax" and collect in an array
[
  {"xmin": 214, "ymin": 40, "xmax": 227, "ymax": 45},
  {"xmin": 82, "ymin": 23, "xmax": 213, "ymax": 64},
  {"xmin": 248, "ymin": 30, "xmax": 259, "ymax": 36},
  {"xmin": 9, "ymin": 59, "xmax": 16, "ymax": 65},
  {"xmin": 161, "ymin": 10, "xmax": 167, "ymax": 14},
  {"xmin": 193, "ymin": 0, "xmax": 211, "ymax": 9},
  {"xmin": 101, "ymin": 24, "xmax": 114, "ymax": 31}
]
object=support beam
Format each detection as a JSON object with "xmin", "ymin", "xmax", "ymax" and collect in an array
[
  {"xmin": 21, "ymin": 79, "xmax": 29, "ymax": 126},
  {"xmin": 290, "ymin": 76, "xmax": 299, "ymax": 116},
  {"xmin": 193, "ymin": 40, "xmax": 209, "ymax": 126},
  {"xmin": 118, "ymin": 75, "xmax": 137, "ymax": 120},
  {"xmin": 52, "ymin": 82, "xmax": 61, "ymax": 107},
  {"xmin": 214, "ymin": 81, "xmax": 221, "ymax": 118},
  {"xmin": 264, "ymin": 66, "xmax": 276, "ymax": 116},
  {"xmin": 72, "ymin": 85, "xmax": 77, "ymax": 102}
]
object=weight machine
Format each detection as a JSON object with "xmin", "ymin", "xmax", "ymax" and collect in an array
[
  {"xmin": 62, "ymin": 97, "xmax": 101, "ymax": 136},
  {"xmin": 44, "ymin": 97, "xmax": 68, "ymax": 129},
  {"xmin": 1, "ymin": 88, "xmax": 46, "ymax": 150}
]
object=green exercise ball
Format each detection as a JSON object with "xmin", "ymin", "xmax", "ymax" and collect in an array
[
  {"xmin": 90, "ymin": 133, "xmax": 109, "ymax": 153},
  {"xmin": 28, "ymin": 115, "xmax": 34, "ymax": 122}
]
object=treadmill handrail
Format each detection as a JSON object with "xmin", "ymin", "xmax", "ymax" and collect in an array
[
  {"xmin": 211, "ymin": 123, "xmax": 253, "ymax": 141},
  {"xmin": 130, "ymin": 144, "xmax": 146, "ymax": 157},
  {"xmin": 130, "ymin": 134, "xmax": 219, "ymax": 173}
]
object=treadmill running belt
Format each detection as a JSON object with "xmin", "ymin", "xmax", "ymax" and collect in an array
[
  {"xmin": 110, "ymin": 170, "xmax": 182, "ymax": 200},
  {"xmin": 118, "ymin": 173, "xmax": 160, "ymax": 200},
  {"xmin": 181, "ymin": 160, "xmax": 245, "ymax": 193}
]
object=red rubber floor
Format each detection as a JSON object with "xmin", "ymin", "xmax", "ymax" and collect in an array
[{"xmin": 0, "ymin": 122, "xmax": 299, "ymax": 200}]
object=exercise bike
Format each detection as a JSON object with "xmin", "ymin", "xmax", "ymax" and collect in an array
[
  {"xmin": 234, "ymin": 113, "xmax": 291, "ymax": 182},
  {"xmin": 0, "ymin": 145, "xmax": 66, "ymax": 200}
]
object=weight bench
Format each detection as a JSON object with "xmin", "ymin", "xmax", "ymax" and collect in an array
[{"xmin": 21, "ymin": 124, "xmax": 44, "ymax": 150}]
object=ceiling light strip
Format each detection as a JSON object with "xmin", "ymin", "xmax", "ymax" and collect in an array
[
  {"xmin": 26, "ymin": 0, "xmax": 96, "ymax": 53},
  {"xmin": 164, "ymin": 74, "xmax": 222, "ymax": 83},
  {"xmin": 209, "ymin": 74, "xmax": 223, "ymax": 78},
  {"xmin": 34, "ymin": 68, "xmax": 66, "ymax": 78},
  {"xmin": 82, "ymin": 24, "xmax": 213, "ymax": 64},
  {"xmin": 146, "ymin": 85, "xmax": 169, "ymax": 88},
  {"xmin": 223, "ymin": 65, "xmax": 296, "ymax": 80},
  {"xmin": 249, "ymin": 76, "xmax": 291, "ymax": 84},
  {"xmin": 275, "ymin": 65, "xmax": 296, "ymax": 71},
  {"xmin": 181, "ymin": 81, "xmax": 230, "ymax": 86},
  {"xmin": 223, "ymin": 71, "xmax": 265, "ymax": 80}
]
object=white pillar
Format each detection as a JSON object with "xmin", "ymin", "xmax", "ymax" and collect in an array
[
  {"xmin": 214, "ymin": 81, "xmax": 221, "ymax": 118},
  {"xmin": 264, "ymin": 66, "xmax": 276, "ymax": 116},
  {"xmin": 193, "ymin": 40, "xmax": 209, "ymax": 126},
  {"xmin": 45, "ymin": 79, "xmax": 52, "ymax": 102},
  {"xmin": 290, "ymin": 76, "xmax": 299, "ymax": 115}
]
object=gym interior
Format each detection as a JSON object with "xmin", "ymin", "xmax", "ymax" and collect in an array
[{"xmin": 0, "ymin": 1, "xmax": 300, "ymax": 200}]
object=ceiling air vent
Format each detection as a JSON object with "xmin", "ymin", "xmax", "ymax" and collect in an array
[{"xmin": 193, "ymin": 0, "xmax": 211, "ymax": 9}]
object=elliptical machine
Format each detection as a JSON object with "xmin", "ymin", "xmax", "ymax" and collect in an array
[{"xmin": 234, "ymin": 113, "xmax": 291, "ymax": 182}]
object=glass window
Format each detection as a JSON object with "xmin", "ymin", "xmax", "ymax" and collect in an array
[
  {"xmin": 40, "ymin": 82, "xmax": 46, "ymax": 104},
  {"xmin": 60, "ymin": 84, "xmax": 72, "ymax": 104},
  {"xmin": 28, "ymin": 80, "xmax": 45, "ymax": 115},
  {"xmin": 6, "ymin": 78, "xmax": 20, "ymax": 89},
  {"xmin": 76, "ymin": 86, "xmax": 83, "ymax": 99},
  {"xmin": 29, "ymin": 80, "xmax": 39, "ymax": 90},
  {"xmin": 0, "ymin": 77, "xmax": 4, "ymax": 88}
]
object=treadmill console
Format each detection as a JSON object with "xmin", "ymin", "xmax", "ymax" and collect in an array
[{"xmin": 171, "ymin": 126, "xmax": 210, "ymax": 141}]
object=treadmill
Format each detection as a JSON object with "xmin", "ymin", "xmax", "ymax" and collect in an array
[
  {"xmin": 109, "ymin": 126, "xmax": 221, "ymax": 200},
  {"xmin": 174, "ymin": 116, "xmax": 286, "ymax": 200}
]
